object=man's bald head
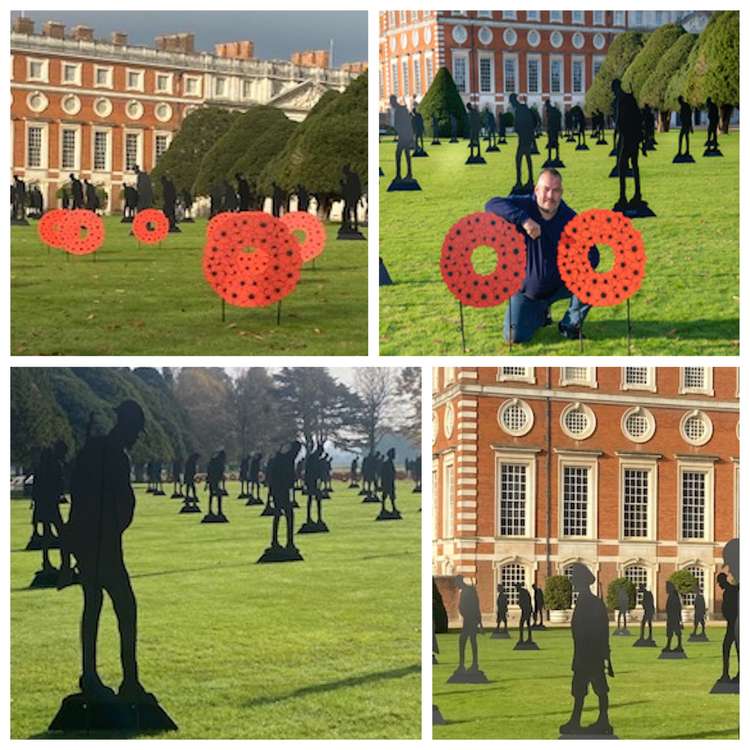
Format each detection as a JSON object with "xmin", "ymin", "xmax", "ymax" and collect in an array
[{"xmin": 534, "ymin": 169, "xmax": 563, "ymax": 219}]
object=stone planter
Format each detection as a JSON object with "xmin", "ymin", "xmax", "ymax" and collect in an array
[{"xmin": 549, "ymin": 609, "xmax": 570, "ymax": 624}]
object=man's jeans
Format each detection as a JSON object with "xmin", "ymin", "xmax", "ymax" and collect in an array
[{"xmin": 503, "ymin": 286, "xmax": 591, "ymax": 343}]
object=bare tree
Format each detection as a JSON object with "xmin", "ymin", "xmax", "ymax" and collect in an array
[{"xmin": 350, "ymin": 368, "xmax": 396, "ymax": 455}]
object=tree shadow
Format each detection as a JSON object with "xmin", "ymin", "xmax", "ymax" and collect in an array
[{"xmin": 658, "ymin": 727, "xmax": 738, "ymax": 740}]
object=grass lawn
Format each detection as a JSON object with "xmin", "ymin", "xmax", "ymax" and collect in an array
[
  {"xmin": 11, "ymin": 219, "xmax": 367, "ymax": 356},
  {"xmin": 379, "ymin": 130, "xmax": 739, "ymax": 355},
  {"xmin": 433, "ymin": 627, "xmax": 738, "ymax": 739},
  {"xmin": 10, "ymin": 480, "xmax": 420, "ymax": 739}
]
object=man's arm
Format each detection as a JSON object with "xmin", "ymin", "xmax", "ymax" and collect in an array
[{"xmin": 485, "ymin": 195, "xmax": 540, "ymax": 238}]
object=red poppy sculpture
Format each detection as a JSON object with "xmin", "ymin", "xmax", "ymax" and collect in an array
[
  {"xmin": 38, "ymin": 209, "xmax": 70, "ymax": 250},
  {"xmin": 557, "ymin": 209, "xmax": 646, "ymax": 306},
  {"xmin": 38, "ymin": 209, "xmax": 104, "ymax": 255},
  {"xmin": 440, "ymin": 212, "xmax": 527, "ymax": 307},
  {"xmin": 203, "ymin": 211, "xmax": 303, "ymax": 308},
  {"xmin": 132, "ymin": 208, "xmax": 170, "ymax": 245},
  {"xmin": 280, "ymin": 211, "xmax": 326, "ymax": 263}
]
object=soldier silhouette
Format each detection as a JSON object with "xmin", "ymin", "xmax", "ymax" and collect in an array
[
  {"xmin": 509, "ymin": 94, "xmax": 535, "ymax": 194},
  {"xmin": 690, "ymin": 581, "xmax": 707, "ymax": 640},
  {"xmin": 296, "ymin": 184, "xmax": 310, "ymax": 212},
  {"xmin": 465, "ymin": 103, "xmax": 485, "ymax": 164},
  {"xmin": 203, "ymin": 450, "xmax": 227, "ymax": 522},
  {"xmin": 661, "ymin": 580, "xmax": 685, "ymax": 656},
  {"xmin": 675, "ymin": 96, "xmax": 695, "ymax": 162},
  {"xmin": 222, "ymin": 179, "xmax": 238, "ymax": 213},
  {"xmin": 412, "ymin": 454, "xmax": 422, "ymax": 493},
  {"xmin": 492, "ymin": 583, "xmax": 510, "ymax": 638},
  {"xmin": 376, "ymin": 447, "xmax": 401, "ymax": 520},
  {"xmin": 12, "ymin": 175, "xmax": 28, "ymax": 222},
  {"xmin": 238, "ymin": 454, "xmax": 250, "ymax": 499},
  {"xmin": 133, "ymin": 165, "xmax": 153, "ymax": 212},
  {"xmin": 484, "ymin": 106, "xmax": 499, "ymax": 152},
  {"xmin": 447, "ymin": 576, "xmax": 487, "ymax": 682},
  {"xmin": 712, "ymin": 538, "xmax": 739, "ymax": 690},
  {"xmin": 388, "ymin": 94, "xmax": 419, "ymax": 190},
  {"xmin": 641, "ymin": 105, "xmax": 656, "ymax": 150},
  {"xmin": 247, "ymin": 451, "xmax": 263, "ymax": 505},
  {"xmin": 161, "ymin": 175, "xmax": 178, "ymax": 231},
  {"xmin": 181, "ymin": 189, "xmax": 194, "ymax": 221},
  {"xmin": 153, "ymin": 460, "xmax": 165, "ymax": 496},
  {"xmin": 361, "ymin": 451, "xmax": 379, "ymax": 502},
  {"xmin": 564, "ymin": 107, "xmax": 575, "ymax": 142},
  {"xmin": 543, "ymin": 100, "xmax": 563, "ymax": 167},
  {"xmin": 514, "ymin": 582, "xmax": 536, "ymax": 648},
  {"xmin": 411, "ymin": 104, "xmax": 427, "ymax": 156},
  {"xmin": 532, "ymin": 581, "xmax": 545, "ymax": 628},
  {"xmin": 449, "ymin": 112, "xmax": 459, "ymax": 143},
  {"xmin": 299, "ymin": 444, "xmax": 328, "ymax": 533},
  {"xmin": 431, "ymin": 112, "xmax": 441, "ymax": 145},
  {"xmin": 339, "ymin": 164, "xmax": 364, "ymax": 238},
  {"xmin": 349, "ymin": 456, "xmax": 359, "ymax": 488},
  {"xmin": 704, "ymin": 96, "xmax": 721, "ymax": 155},
  {"xmin": 84, "ymin": 179, "xmax": 99, "ymax": 213},
  {"xmin": 497, "ymin": 111, "xmax": 507, "ymax": 143},
  {"xmin": 182, "ymin": 452, "xmax": 199, "ymax": 509},
  {"xmin": 571, "ymin": 105, "xmax": 588, "ymax": 150},
  {"xmin": 614, "ymin": 584, "xmax": 630, "ymax": 634},
  {"xmin": 634, "ymin": 583, "xmax": 656, "ymax": 645},
  {"xmin": 260, "ymin": 452, "xmax": 277, "ymax": 516},
  {"xmin": 236, "ymin": 173, "xmax": 251, "ymax": 212},
  {"xmin": 170, "ymin": 457, "xmax": 182, "ymax": 498},
  {"xmin": 70, "ymin": 174, "xmax": 84, "ymax": 210},
  {"xmin": 122, "ymin": 184, "xmax": 138, "ymax": 222},
  {"xmin": 559, "ymin": 564, "xmax": 614, "ymax": 737}
]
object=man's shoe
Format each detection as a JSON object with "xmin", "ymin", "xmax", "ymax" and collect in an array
[
  {"xmin": 558, "ymin": 322, "xmax": 585, "ymax": 340},
  {"xmin": 543, "ymin": 311, "xmax": 553, "ymax": 327}
]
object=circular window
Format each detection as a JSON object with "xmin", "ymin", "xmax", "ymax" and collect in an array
[
  {"xmin": 155, "ymin": 102, "xmax": 173, "ymax": 122},
  {"xmin": 593, "ymin": 33, "xmax": 606, "ymax": 50},
  {"xmin": 498, "ymin": 398, "xmax": 534, "ymax": 437},
  {"xmin": 26, "ymin": 90, "xmax": 48, "ymax": 113},
  {"xmin": 412, "ymin": 29, "xmax": 420, "ymax": 47},
  {"xmin": 444, "ymin": 403, "xmax": 455, "ymax": 439},
  {"xmin": 680, "ymin": 410, "xmax": 713, "ymax": 447},
  {"xmin": 560, "ymin": 402, "xmax": 596, "ymax": 440},
  {"xmin": 93, "ymin": 97, "xmax": 112, "ymax": 118},
  {"xmin": 61, "ymin": 94, "xmax": 81, "ymax": 115},
  {"xmin": 126, "ymin": 99, "xmax": 144, "ymax": 120},
  {"xmin": 550, "ymin": 31, "xmax": 564, "ymax": 48},
  {"xmin": 389, "ymin": 36, "xmax": 396, "ymax": 53},
  {"xmin": 424, "ymin": 27, "xmax": 432, "ymax": 45},
  {"xmin": 503, "ymin": 28, "xmax": 517, "ymax": 46},
  {"xmin": 527, "ymin": 30, "xmax": 541, "ymax": 47},
  {"xmin": 433, "ymin": 412, "xmax": 438, "ymax": 444},
  {"xmin": 478, "ymin": 26, "xmax": 493, "ymax": 46},
  {"xmin": 452, "ymin": 25, "xmax": 468, "ymax": 45},
  {"xmin": 572, "ymin": 32, "xmax": 585, "ymax": 49},
  {"xmin": 621, "ymin": 407, "xmax": 655, "ymax": 444}
]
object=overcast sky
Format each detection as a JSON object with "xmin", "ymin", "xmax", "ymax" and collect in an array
[{"xmin": 11, "ymin": 10, "xmax": 367, "ymax": 64}]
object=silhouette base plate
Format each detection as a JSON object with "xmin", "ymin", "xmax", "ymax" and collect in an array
[
  {"xmin": 560, "ymin": 731, "xmax": 618, "ymax": 740},
  {"xmin": 633, "ymin": 638, "xmax": 657, "ymax": 647},
  {"xmin": 298, "ymin": 520, "xmax": 329, "ymax": 534},
  {"xmin": 362, "ymin": 494, "xmax": 380, "ymax": 504},
  {"xmin": 257, "ymin": 544, "xmax": 304, "ymax": 564},
  {"xmin": 179, "ymin": 503, "xmax": 201, "ymax": 514},
  {"xmin": 688, "ymin": 633, "xmax": 709, "ymax": 642},
  {"xmin": 245, "ymin": 497, "xmax": 264, "ymax": 506},
  {"xmin": 413, "ymin": 148, "xmax": 429, "ymax": 158},
  {"xmin": 30, "ymin": 566, "xmax": 61, "ymax": 589},
  {"xmin": 514, "ymin": 641, "xmax": 540, "ymax": 651},
  {"xmin": 387, "ymin": 178, "xmax": 421, "ymax": 192},
  {"xmin": 510, "ymin": 182, "xmax": 534, "ymax": 196},
  {"xmin": 25, "ymin": 532, "xmax": 60, "ymax": 551},
  {"xmin": 433, "ymin": 705, "xmax": 446, "ymax": 725},
  {"xmin": 531, "ymin": 623, "xmax": 547, "ymax": 630},
  {"xmin": 612, "ymin": 628, "xmax": 631, "ymax": 636},
  {"xmin": 659, "ymin": 648, "xmax": 687, "ymax": 659},
  {"xmin": 447, "ymin": 666, "xmax": 489, "ymax": 684},
  {"xmin": 703, "ymin": 149, "xmax": 723, "ymax": 157},
  {"xmin": 542, "ymin": 158, "xmax": 565, "ymax": 168},
  {"xmin": 575, "ymin": 144, "xmax": 590, "ymax": 151},
  {"xmin": 260, "ymin": 505, "xmax": 276, "ymax": 517},
  {"xmin": 491, "ymin": 630, "xmax": 510, "ymax": 639},
  {"xmin": 613, "ymin": 200, "xmax": 656, "ymax": 218},
  {"xmin": 710, "ymin": 676, "xmax": 739, "ymax": 694},
  {"xmin": 673, "ymin": 153, "xmax": 696, "ymax": 163},
  {"xmin": 486, "ymin": 145, "xmax": 500, "ymax": 153},
  {"xmin": 376, "ymin": 508, "xmax": 403, "ymax": 521},
  {"xmin": 465, "ymin": 155, "xmax": 487, "ymax": 165},
  {"xmin": 596, "ymin": 138, "xmax": 609, "ymax": 145},
  {"xmin": 49, "ymin": 692, "xmax": 177, "ymax": 734},
  {"xmin": 431, "ymin": 139, "xmax": 441, "ymax": 146},
  {"xmin": 201, "ymin": 512, "xmax": 228, "ymax": 524},
  {"xmin": 608, "ymin": 166, "xmax": 635, "ymax": 178},
  {"xmin": 337, "ymin": 227, "xmax": 367, "ymax": 241},
  {"xmin": 170, "ymin": 492, "xmax": 183, "ymax": 499}
]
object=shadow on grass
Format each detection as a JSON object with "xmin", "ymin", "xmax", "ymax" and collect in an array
[
  {"xmin": 30, "ymin": 726, "xmax": 174, "ymax": 740},
  {"xmin": 241, "ymin": 664, "xmax": 421, "ymax": 708},
  {"xmin": 658, "ymin": 727, "xmax": 738, "ymax": 739}
]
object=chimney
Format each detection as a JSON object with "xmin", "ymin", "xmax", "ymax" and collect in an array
[
  {"xmin": 111, "ymin": 31, "xmax": 128, "ymax": 46},
  {"xmin": 214, "ymin": 40, "xmax": 254, "ymax": 60},
  {"xmin": 13, "ymin": 16, "xmax": 35, "ymax": 35},
  {"xmin": 43, "ymin": 21, "xmax": 65, "ymax": 40},
  {"xmin": 291, "ymin": 49, "xmax": 330, "ymax": 69},
  {"xmin": 72, "ymin": 25, "xmax": 94, "ymax": 43},
  {"xmin": 155, "ymin": 32, "xmax": 195, "ymax": 54}
]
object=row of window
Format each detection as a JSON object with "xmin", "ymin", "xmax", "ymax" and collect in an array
[
  {"xmin": 435, "ymin": 454, "xmax": 737, "ymax": 543},
  {"xmin": 385, "ymin": 10, "xmax": 623, "ymax": 27},
  {"xmin": 25, "ymin": 90, "xmax": 176, "ymax": 124},
  {"xmin": 24, "ymin": 124, "xmax": 171, "ymax": 173}
]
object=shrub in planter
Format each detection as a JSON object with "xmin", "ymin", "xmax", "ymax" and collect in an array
[
  {"xmin": 545, "ymin": 575, "xmax": 572, "ymax": 610},
  {"xmin": 669, "ymin": 569, "xmax": 699, "ymax": 598},
  {"xmin": 606, "ymin": 577, "xmax": 635, "ymax": 611}
]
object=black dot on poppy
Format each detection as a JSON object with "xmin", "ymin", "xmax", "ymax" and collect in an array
[
  {"xmin": 274, "ymin": 265, "xmax": 279, "ymax": 271},
  {"xmin": 473, "ymin": 280, "xmax": 479, "ymax": 286},
  {"xmin": 512, "ymin": 248, "xmax": 519, "ymax": 255},
  {"xmin": 503, "ymin": 287, "xmax": 508, "ymax": 294},
  {"xmin": 481, "ymin": 293, "xmax": 487, "ymax": 300},
  {"xmin": 456, "ymin": 229, "xmax": 461, "ymax": 235},
  {"xmin": 491, "ymin": 220, "xmax": 496, "ymax": 226},
  {"xmin": 287, "ymin": 273, "xmax": 293, "ymax": 278},
  {"xmin": 448, "ymin": 271, "xmax": 453, "ymax": 277},
  {"xmin": 249, "ymin": 294, "xmax": 255, "ymax": 300}
]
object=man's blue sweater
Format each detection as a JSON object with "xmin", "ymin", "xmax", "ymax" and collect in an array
[{"xmin": 485, "ymin": 194, "xmax": 599, "ymax": 300}]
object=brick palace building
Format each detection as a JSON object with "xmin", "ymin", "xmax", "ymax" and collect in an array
[
  {"xmin": 432, "ymin": 366, "xmax": 739, "ymax": 624},
  {"xmin": 11, "ymin": 16, "xmax": 361, "ymax": 211}
]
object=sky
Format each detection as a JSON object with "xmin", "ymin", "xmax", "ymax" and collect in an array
[{"xmin": 10, "ymin": 10, "xmax": 367, "ymax": 65}]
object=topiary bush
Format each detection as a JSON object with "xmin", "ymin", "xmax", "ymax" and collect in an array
[
  {"xmin": 606, "ymin": 577, "xmax": 636, "ymax": 611},
  {"xmin": 418, "ymin": 66, "xmax": 469, "ymax": 138},
  {"xmin": 545, "ymin": 575, "xmax": 572, "ymax": 610},
  {"xmin": 669, "ymin": 569, "xmax": 699, "ymax": 597}
]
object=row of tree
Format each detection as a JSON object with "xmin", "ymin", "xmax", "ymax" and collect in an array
[
  {"xmin": 11, "ymin": 365, "xmax": 420, "ymax": 473},
  {"xmin": 150, "ymin": 71, "xmax": 367, "ymax": 217}
]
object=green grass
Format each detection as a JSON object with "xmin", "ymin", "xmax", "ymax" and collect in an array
[
  {"xmin": 379, "ymin": 130, "xmax": 739, "ymax": 355},
  {"xmin": 10, "ymin": 480, "xmax": 420, "ymax": 738},
  {"xmin": 11, "ymin": 219, "xmax": 367, "ymax": 355},
  {"xmin": 433, "ymin": 628, "xmax": 738, "ymax": 739}
]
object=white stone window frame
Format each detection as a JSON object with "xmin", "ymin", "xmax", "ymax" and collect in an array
[
  {"xmin": 25, "ymin": 121, "xmax": 49, "ymax": 170},
  {"xmin": 61, "ymin": 94, "xmax": 82, "ymax": 116},
  {"xmin": 443, "ymin": 402, "xmax": 455, "ymax": 439},
  {"xmin": 679, "ymin": 367, "xmax": 714, "ymax": 396},
  {"xmin": 494, "ymin": 449, "xmax": 537, "ymax": 539},
  {"xmin": 59, "ymin": 124, "xmax": 81, "ymax": 173},
  {"xmin": 593, "ymin": 10, "xmax": 606, "ymax": 25},
  {"xmin": 424, "ymin": 52, "xmax": 434, "ymax": 88},
  {"xmin": 557, "ymin": 452, "xmax": 598, "ymax": 540},
  {"xmin": 549, "ymin": 54, "xmax": 564, "ymax": 94},
  {"xmin": 571, "ymin": 10, "xmax": 585, "ymax": 25},
  {"xmin": 451, "ymin": 24, "xmax": 468, "ymax": 45},
  {"xmin": 526, "ymin": 53, "xmax": 542, "ymax": 95},
  {"xmin": 443, "ymin": 367, "xmax": 455, "ymax": 385},
  {"xmin": 560, "ymin": 402, "xmax": 597, "ymax": 440},
  {"xmin": 155, "ymin": 71, "xmax": 174, "ymax": 95},
  {"xmin": 154, "ymin": 130, "xmax": 172, "ymax": 162},
  {"xmin": 91, "ymin": 127, "xmax": 112, "ymax": 173},
  {"xmin": 495, "ymin": 557, "xmax": 535, "ymax": 609},
  {"xmin": 503, "ymin": 53, "xmax": 518, "ymax": 94},
  {"xmin": 123, "ymin": 129, "xmax": 143, "ymax": 172},
  {"xmin": 477, "ymin": 11, "xmax": 493, "ymax": 19},
  {"xmin": 678, "ymin": 560, "xmax": 711, "ymax": 611},
  {"xmin": 93, "ymin": 65, "xmax": 113, "ymax": 89},
  {"xmin": 679, "ymin": 410, "xmax": 714, "ymax": 447},
  {"xmin": 572, "ymin": 55, "xmax": 586, "ymax": 94},
  {"xmin": 549, "ymin": 10, "xmax": 563, "ymax": 23},
  {"xmin": 497, "ymin": 398, "xmax": 534, "ymax": 437},
  {"xmin": 183, "ymin": 75, "xmax": 202, "ymax": 98},
  {"xmin": 621, "ymin": 406, "xmax": 656, "ymax": 444},
  {"xmin": 526, "ymin": 11, "xmax": 541, "ymax": 22},
  {"xmin": 26, "ymin": 90, "xmax": 49, "ymax": 114},
  {"xmin": 621, "ymin": 366, "xmax": 656, "ymax": 392},
  {"xmin": 503, "ymin": 27, "xmax": 517, "ymax": 47},
  {"xmin": 61, "ymin": 61, "xmax": 82, "ymax": 87},
  {"xmin": 443, "ymin": 453, "xmax": 455, "ymax": 540},
  {"xmin": 432, "ymin": 459, "xmax": 439, "ymax": 540},
  {"xmin": 619, "ymin": 455, "xmax": 658, "ymax": 542},
  {"xmin": 432, "ymin": 368, "xmax": 440, "ymax": 394},
  {"xmin": 412, "ymin": 54, "xmax": 422, "ymax": 98},
  {"xmin": 154, "ymin": 102, "xmax": 173, "ymax": 123},
  {"xmin": 432, "ymin": 411, "xmax": 438, "ymax": 445},
  {"xmin": 400, "ymin": 57, "xmax": 410, "ymax": 97},
  {"xmin": 478, "ymin": 26, "xmax": 494, "ymax": 47},
  {"xmin": 496, "ymin": 366, "xmax": 535, "ymax": 384},
  {"xmin": 125, "ymin": 99, "xmax": 144, "ymax": 121},
  {"xmin": 502, "ymin": 11, "xmax": 517, "ymax": 20},
  {"xmin": 620, "ymin": 558, "xmax": 657, "ymax": 609},
  {"xmin": 27, "ymin": 57, "xmax": 49, "ymax": 83},
  {"xmin": 452, "ymin": 50, "xmax": 469, "ymax": 93},
  {"xmin": 559, "ymin": 367, "xmax": 597, "ymax": 388},
  {"xmin": 93, "ymin": 96, "xmax": 113, "ymax": 119},
  {"xmin": 614, "ymin": 11, "xmax": 626, "ymax": 26},
  {"xmin": 677, "ymin": 459, "xmax": 715, "ymax": 543},
  {"xmin": 125, "ymin": 67, "xmax": 145, "ymax": 92},
  {"xmin": 477, "ymin": 51, "xmax": 495, "ymax": 94}
]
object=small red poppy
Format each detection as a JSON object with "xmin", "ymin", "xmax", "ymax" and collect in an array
[
  {"xmin": 62, "ymin": 209, "xmax": 105, "ymax": 255},
  {"xmin": 133, "ymin": 209, "xmax": 170, "ymax": 245},
  {"xmin": 280, "ymin": 212, "xmax": 326, "ymax": 263},
  {"xmin": 38, "ymin": 209, "xmax": 70, "ymax": 249}
]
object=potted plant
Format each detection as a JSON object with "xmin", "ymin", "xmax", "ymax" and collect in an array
[
  {"xmin": 545, "ymin": 575, "xmax": 572, "ymax": 623},
  {"xmin": 606, "ymin": 577, "xmax": 636, "ymax": 623},
  {"xmin": 669, "ymin": 569, "xmax": 700, "ymax": 624}
]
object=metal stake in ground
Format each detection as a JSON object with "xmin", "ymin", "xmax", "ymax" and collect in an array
[
  {"xmin": 458, "ymin": 301, "xmax": 466, "ymax": 353},
  {"xmin": 626, "ymin": 298, "xmax": 632, "ymax": 355},
  {"xmin": 579, "ymin": 321, "xmax": 584, "ymax": 353},
  {"xmin": 221, "ymin": 299, "xmax": 226, "ymax": 323},
  {"xmin": 276, "ymin": 300, "xmax": 282, "ymax": 326}
]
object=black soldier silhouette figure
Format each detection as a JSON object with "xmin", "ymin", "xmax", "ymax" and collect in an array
[
  {"xmin": 238, "ymin": 454, "xmax": 250, "ymax": 499},
  {"xmin": 296, "ymin": 184, "xmax": 310, "ymax": 212},
  {"xmin": 260, "ymin": 452, "xmax": 277, "ymax": 516},
  {"xmin": 246, "ymin": 451, "xmax": 264, "ymax": 506},
  {"xmin": 348, "ymin": 456, "xmax": 359, "ymax": 488},
  {"xmin": 497, "ymin": 111, "xmax": 507, "ymax": 144},
  {"xmin": 465, "ymin": 103, "xmax": 486, "ymax": 165},
  {"xmin": 431, "ymin": 112, "xmax": 441, "ymax": 145},
  {"xmin": 388, "ymin": 94, "xmax": 420, "ymax": 191},
  {"xmin": 491, "ymin": 583, "xmax": 510, "ymax": 639},
  {"xmin": 613, "ymin": 583, "xmax": 631, "ymax": 635},
  {"xmin": 271, "ymin": 182, "xmax": 285, "ymax": 217},
  {"xmin": 361, "ymin": 451, "xmax": 379, "ymax": 503},
  {"xmin": 50, "ymin": 400, "xmax": 177, "ymax": 732},
  {"xmin": 161, "ymin": 175, "xmax": 179, "ymax": 232},
  {"xmin": 509, "ymin": 94, "xmax": 535, "ymax": 194},
  {"xmin": 592, "ymin": 110, "xmax": 608, "ymax": 144},
  {"xmin": 704, "ymin": 96, "xmax": 722, "ymax": 156},
  {"xmin": 122, "ymin": 184, "xmax": 138, "ymax": 222},
  {"xmin": 564, "ymin": 107, "xmax": 575, "ymax": 142},
  {"xmin": 449, "ymin": 112, "xmax": 459, "ymax": 143},
  {"xmin": 223, "ymin": 179, "xmax": 238, "ymax": 213},
  {"xmin": 11, "ymin": 175, "xmax": 28, "ymax": 223},
  {"xmin": 611, "ymin": 79, "xmax": 654, "ymax": 217},
  {"xmin": 28, "ymin": 183, "xmax": 44, "ymax": 218},
  {"xmin": 411, "ymin": 104, "xmax": 427, "ymax": 157},
  {"xmin": 411, "ymin": 454, "xmax": 422, "ymax": 493},
  {"xmin": 133, "ymin": 166, "xmax": 153, "ymax": 212},
  {"xmin": 484, "ymin": 106, "xmax": 499, "ymax": 153},
  {"xmin": 70, "ymin": 173, "xmax": 84, "ymax": 210},
  {"xmin": 209, "ymin": 183, "xmax": 223, "ymax": 217},
  {"xmin": 641, "ymin": 105, "xmax": 656, "ymax": 151},
  {"xmin": 633, "ymin": 583, "xmax": 656, "ymax": 646},
  {"xmin": 258, "ymin": 441, "xmax": 304, "ymax": 563},
  {"xmin": 711, "ymin": 538, "xmax": 739, "ymax": 693},
  {"xmin": 571, "ymin": 105, "xmax": 588, "ymax": 151},
  {"xmin": 559, "ymin": 563, "xmax": 615, "ymax": 738},
  {"xmin": 674, "ymin": 95, "xmax": 696, "ymax": 163},
  {"xmin": 376, "ymin": 447, "xmax": 401, "ymax": 521},
  {"xmin": 530, "ymin": 107, "xmax": 542, "ymax": 155},
  {"xmin": 532, "ymin": 582, "xmax": 546, "ymax": 628},
  {"xmin": 181, "ymin": 189, "xmax": 194, "ymax": 222},
  {"xmin": 299, "ymin": 444, "xmax": 328, "ymax": 534},
  {"xmin": 152, "ymin": 461, "xmax": 165, "ymax": 496},
  {"xmin": 447, "ymin": 576, "xmax": 488, "ymax": 683},
  {"xmin": 659, "ymin": 581, "xmax": 686, "ymax": 658},
  {"xmin": 514, "ymin": 582, "xmax": 538, "ymax": 650},
  {"xmin": 689, "ymin": 581, "xmax": 708, "ymax": 641},
  {"xmin": 170, "ymin": 458, "xmax": 183, "ymax": 499},
  {"xmin": 201, "ymin": 450, "xmax": 228, "ymax": 523},
  {"xmin": 339, "ymin": 164, "xmax": 365, "ymax": 239},
  {"xmin": 180, "ymin": 452, "xmax": 200, "ymax": 513},
  {"xmin": 84, "ymin": 179, "xmax": 99, "ymax": 213},
  {"xmin": 543, "ymin": 100, "xmax": 564, "ymax": 168},
  {"xmin": 236, "ymin": 173, "xmax": 251, "ymax": 212}
]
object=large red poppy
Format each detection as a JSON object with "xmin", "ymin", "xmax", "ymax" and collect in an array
[
  {"xmin": 60, "ymin": 209, "xmax": 105, "ymax": 255},
  {"xmin": 38, "ymin": 209, "xmax": 70, "ymax": 250},
  {"xmin": 557, "ymin": 209, "xmax": 646, "ymax": 306},
  {"xmin": 440, "ymin": 212, "xmax": 527, "ymax": 307},
  {"xmin": 203, "ymin": 211, "xmax": 303, "ymax": 308},
  {"xmin": 280, "ymin": 211, "xmax": 326, "ymax": 263},
  {"xmin": 132, "ymin": 209, "xmax": 169, "ymax": 245}
]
